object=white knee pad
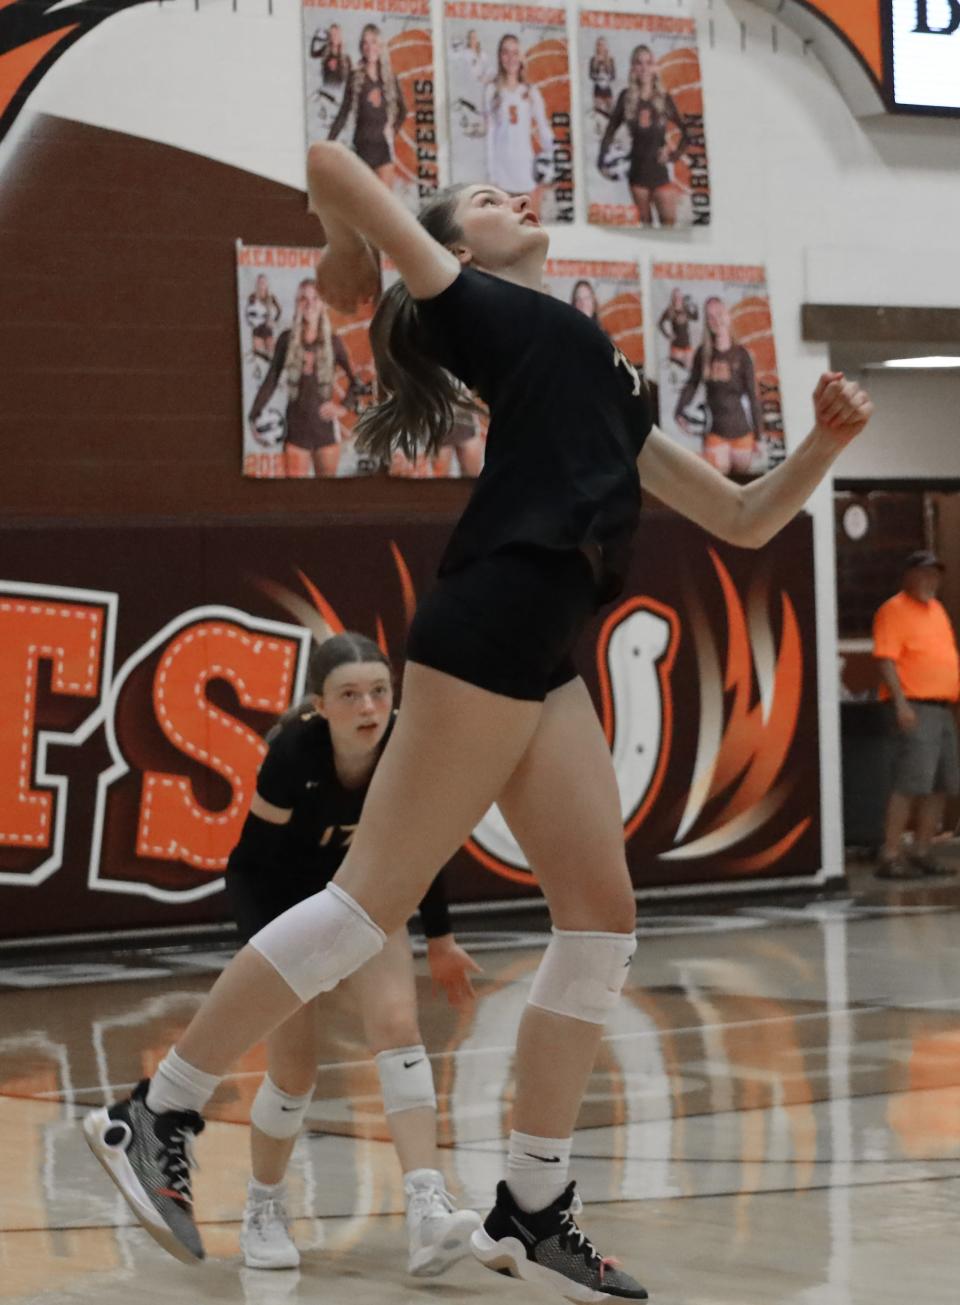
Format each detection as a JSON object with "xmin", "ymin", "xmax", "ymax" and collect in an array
[
  {"xmin": 375, "ymin": 1045, "xmax": 437, "ymax": 1115},
  {"xmin": 528, "ymin": 929, "xmax": 637, "ymax": 1025},
  {"xmin": 250, "ymin": 1074, "xmax": 314, "ymax": 1139},
  {"xmin": 250, "ymin": 882, "xmax": 386, "ymax": 1004}
]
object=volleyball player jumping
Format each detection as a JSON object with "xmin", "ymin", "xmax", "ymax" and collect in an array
[
  {"xmin": 84, "ymin": 143, "xmax": 873, "ymax": 1303},
  {"xmin": 228, "ymin": 633, "xmax": 482, "ymax": 1276}
]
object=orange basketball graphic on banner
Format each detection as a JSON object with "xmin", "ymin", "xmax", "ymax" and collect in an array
[
  {"xmin": 599, "ymin": 293, "xmax": 645, "ymax": 366},
  {"xmin": 731, "ymin": 296, "xmax": 777, "ymax": 377},
  {"xmin": 526, "ymin": 38, "xmax": 571, "ymax": 118}
]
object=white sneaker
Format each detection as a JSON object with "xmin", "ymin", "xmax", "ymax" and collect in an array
[
  {"xmin": 404, "ymin": 1169, "xmax": 483, "ymax": 1277},
  {"xmin": 240, "ymin": 1197, "xmax": 300, "ymax": 1270}
]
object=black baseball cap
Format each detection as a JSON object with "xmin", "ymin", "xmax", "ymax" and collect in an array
[{"xmin": 904, "ymin": 549, "xmax": 945, "ymax": 572}]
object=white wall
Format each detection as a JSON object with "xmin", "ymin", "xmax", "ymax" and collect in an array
[
  {"xmin": 8, "ymin": 0, "xmax": 960, "ymax": 876},
  {"xmin": 834, "ymin": 370, "xmax": 960, "ymax": 479}
]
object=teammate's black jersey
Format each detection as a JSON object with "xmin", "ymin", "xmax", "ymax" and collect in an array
[
  {"xmin": 416, "ymin": 267, "xmax": 653, "ymax": 601},
  {"xmin": 226, "ymin": 708, "xmax": 451, "ymax": 938}
]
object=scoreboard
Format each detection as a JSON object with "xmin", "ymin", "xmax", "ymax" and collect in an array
[{"xmin": 757, "ymin": 0, "xmax": 960, "ymax": 118}]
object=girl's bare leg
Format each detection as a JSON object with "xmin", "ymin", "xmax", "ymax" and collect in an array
[
  {"xmin": 496, "ymin": 676, "xmax": 636, "ymax": 1140},
  {"xmin": 653, "ymin": 185, "xmax": 678, "ymax": 227},
  {"xmin": 629, "ymin": 184, "xmax": 653, "ymax": 224},
  {"xmin": 730, "ymin": 440, "xmax": 756, "ymax": 475},
  {"xmin": 177, "ymin": 662, "xmax": 542, "ymax": 1075},
  {"xmin": 457, "ymin": 435, "xmax": 485, "ymax": 478},
  {"xmin": 703, "ymin": 440, "xmax": 731, "ymax": 475},
  {"xmin": 431, "ymin": 447, "xmax": 453, "ymax": 478},
  {"xmin": 283, "ymin": 444, "xmax": 314, "ymax": 478},
  {"xmin": 313, "ymin": 443, "xmax": 341, "ymax": 477}
]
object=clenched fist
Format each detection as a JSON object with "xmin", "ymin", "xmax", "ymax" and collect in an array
[
  {"xmin": 812, "ymin": 371, "xmax": 873, "ymax": 444},
  {"xmin": 315, "ymin": 240, "xmax": 381, "ymax": 314}
]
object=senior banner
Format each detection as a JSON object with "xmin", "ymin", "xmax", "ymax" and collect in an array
[
  {"xmin": 302, "ymin": 0, "xmax": 439, "ymax": 211},
  {"xmin": 579, "ymin": 10, "xmax": 710, "ymax": 229},
  {"xmin": 236, "ymin": 243, "xmax": 381, "ymax": 479},
  {"xmin": 651, "ymin": 261, "xmax": 785, "ymax": 479},
  {"xmin": 0, "ymin": 511, "xmax": 824, "ymax": 940},
  {"xmin": 544, "ymin": 258, "xmax": 644, "ymax": 366},
  {"xmin": 445, "ymin": 2, "xmax": 574, "ymax": 222}
]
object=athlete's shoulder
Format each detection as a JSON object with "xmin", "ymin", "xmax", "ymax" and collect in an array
[{"xmin": 266, "ymin": 705, "xmax": 329, "ymax": 756}]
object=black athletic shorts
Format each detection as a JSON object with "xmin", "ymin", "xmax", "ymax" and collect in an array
[
  {"xmin": 406, "ymin": 545, "xmax": 598, "ymax": 701},
  {"xmin": 225, "ymin": 864, "xmax": 331, "ymax": 944},
  {"xmin": 629, "ymin": 148, "xmax": 670, "ymax": 191}
]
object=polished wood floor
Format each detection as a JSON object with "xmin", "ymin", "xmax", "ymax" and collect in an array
[{"xmin": 3, "ymin": 861, "xmax": 960, "ymax": 1303}]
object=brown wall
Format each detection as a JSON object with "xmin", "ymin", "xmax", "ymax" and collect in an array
[{"xmin": 0, "ymin": 113, "xmax": 471, "ymax": 525}]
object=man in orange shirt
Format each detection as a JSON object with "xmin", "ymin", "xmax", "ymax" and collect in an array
[{"xmin": 873, "ymin": 551, "xmax": 960, "ymax": 879}]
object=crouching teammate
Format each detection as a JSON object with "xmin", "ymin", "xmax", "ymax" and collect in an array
[{"xmin": 83, "ymin": 140, "xmax": 873, "ymax": 1304}]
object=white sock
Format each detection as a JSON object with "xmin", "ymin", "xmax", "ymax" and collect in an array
[
  {"xmin": 145, "ymin": 1047, "xmax": 221, "ymax": 1116},
  {"xmin": 248, "ymin": 1179, "xmax": 287, "ymax": 1205},
  {"xmin": 403, "ymin": 1167, "xmax": 442, "ymax": 1191},
  {"xmin": 505, "ymin": 1130, "xmax": 573, "ymax": 1213}
]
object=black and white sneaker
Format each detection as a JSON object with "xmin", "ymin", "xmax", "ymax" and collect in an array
[
  {"xmin": 83, "ymin": 1078, "xmax": 206, "ymax": 1264},
  {"xmin": 471, "ymin": 1180, "xmax": 648, "ymax": 1302}
]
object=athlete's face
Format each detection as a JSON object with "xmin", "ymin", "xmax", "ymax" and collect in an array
[
  {"xmin": 671, "ymin": 288, "xmax": 683, "ymax": 309},
  {"xmin": 500, "ymin": 37, "xmax": 522, "ymax": 78},
  {"xmin": 297, "ymin": 281, "xmax": 322, "ymax": 327},
  {"xmin": 362, "ymin": 28, "xmax": 380, "ymax": 61},
  {"xmin": 597, "ymin": 39, "xmax": 609, "ymax": 58},
  {"xmin": 632, "ymin": 48, "xmax": 654, "ymax": 76},
  {"xmin": 453, "ymin": 186, "xmax": 548, "ymax": 271},
  {"xmin": 573, "ymin": 283, "xmax": 597, "ymax": 317},
  {"xmin": 706, "ymin": 298, "xmax": 729, "ymax": 332},
  {"xmin": 329, "ymin": 24, "xmax": 341, "ymax": 50},
  {"xmin": 255, "ymin": 274, "xmax": 268, "ymax": 296},
  {"xmin": 904, "ymin": 565, "xmax": 942, "ymax": 603},
  {"xmin": 316, "ymin": 662, "xmax": 393, "ymax": 753}
]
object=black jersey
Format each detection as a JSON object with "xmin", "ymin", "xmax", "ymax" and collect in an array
[
  {"xmin": 248, "ymin": 328, "xmax": 355, "ymax": 449},
  {"xmin": 416, "ymin": 267, "xmax": 653, "ymax": 601},
  {"xmin": 676, "ymin": 343, "xmax": 762, "ymax": 440},
  {"xmin": 226, "ymin": 708, "xmax": 451, "ymax": 939}
]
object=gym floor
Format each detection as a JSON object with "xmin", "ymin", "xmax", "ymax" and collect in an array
[{"xmin": 3, "ymin": 853, "xmax": 960, "ymax": 1304}]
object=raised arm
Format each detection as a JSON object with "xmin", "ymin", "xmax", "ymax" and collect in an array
[
  {"xmin": 638, "ymin": 372, "xmax": 872, "ymax": 549},
  {"xmin": 664, "ymin": 93, "xmax": 689, "ymax": 161},
  {"xmin": 307, "ymin": 142, "xmax": 459, "ymax": 307},
  {"xmin": 598, "ymin": 90, "xmax": 626, "ymax": 167},
  {"xmin": 740, "ymin": 346, "xmax": 764, "ymax": 439},
  {"xmin": 531, "ymin": 85, "xmax": 553, "ymax": 152},
  {"xmin": 248, "ymin": 333, "xmax": 289, "ymax": 424},
  {"xmin": 674, "ymin": 345, "xmax": 703, "ymax": 422},
  {"xmin": 327, "ymin": 81, "xmax": 353, "ymax": 142}
]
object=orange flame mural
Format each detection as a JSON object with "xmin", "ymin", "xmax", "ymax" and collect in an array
[{"xmin": 662, "ymin": 549, "xmax": 808, "ymax": 870}]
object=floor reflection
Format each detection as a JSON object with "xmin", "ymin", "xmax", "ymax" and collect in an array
[{"xmin": 3, "ymin": 887, "xmax": 960, "ymax": 1301}]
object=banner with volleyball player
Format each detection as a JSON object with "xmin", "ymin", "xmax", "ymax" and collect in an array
[
  {"xmin": 302, "ymin": 0, "xmax": 438, "ymax": 213},
  {"xmin": 236, "ymin": 243, "xmax": 379, "ymax": 480},
  {"xmin": 444, "ymin": 2, "xmax": 574, "ymax": 223},
  {"xmin": 651, "ymin": 262, "xmax": 785, "ymax": 479},
  {"xmin": 544, "ymin": 258, "xmax": 644, "ymax": 367},
  {"xmin": 579, "ymin": 10, "xmax": 710, "ymax": 229},
  {"xmin": 376, "ymin": 259, "xmax": 489, "ymax": 480}
]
